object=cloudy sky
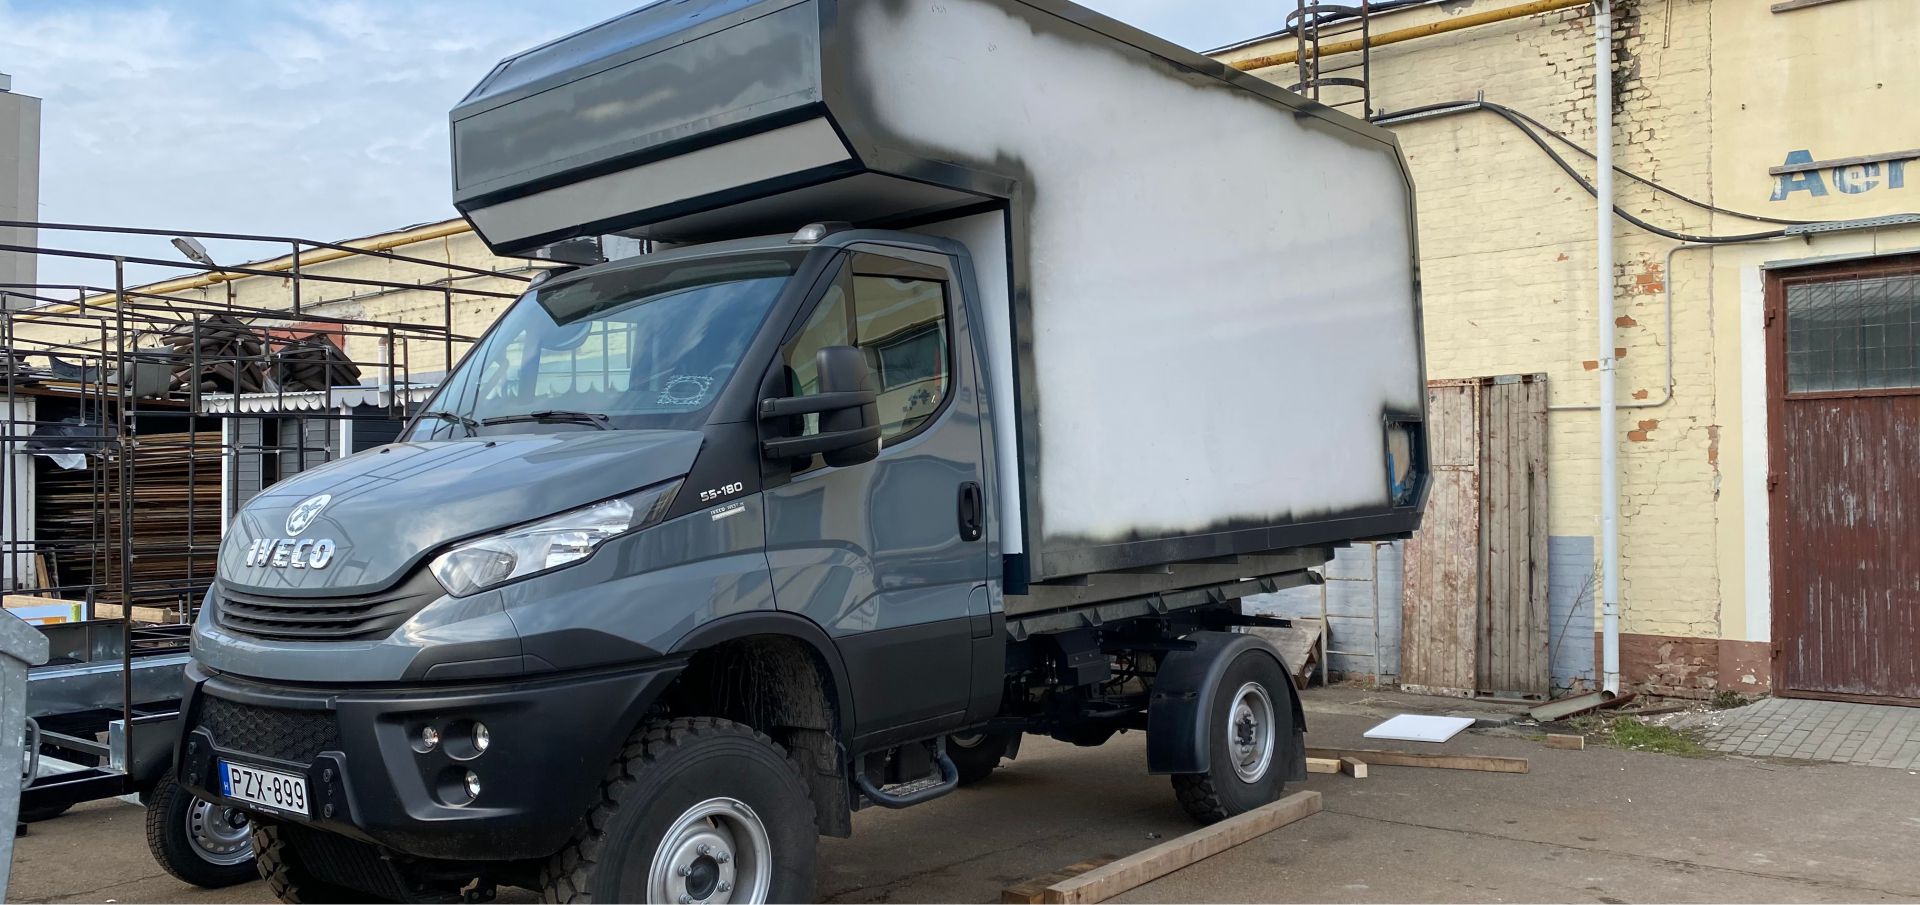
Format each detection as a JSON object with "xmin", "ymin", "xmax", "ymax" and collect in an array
[{"xmin": 0, "ymin": 0, "xmax": 1282, "ymax": 290}]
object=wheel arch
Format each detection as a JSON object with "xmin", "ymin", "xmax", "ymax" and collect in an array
[
  {"xmin": 1144, "ymin": 631, "xmax": 1307, "ymax": 780},
  {"xmin": 664, "ymin": 612, "xmax": 857, "ymax": 836}
]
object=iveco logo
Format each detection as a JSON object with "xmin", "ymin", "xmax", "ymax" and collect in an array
[
  {"xmin": 246, "ymin": 494, "xmax": 340, "ymax": 570},
  {"xmin": 286, "ymin": 494, "xmax": 331, "ymax": 535}
]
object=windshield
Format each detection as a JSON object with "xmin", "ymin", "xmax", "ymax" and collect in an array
[{"xmin": 412, "ymin": 253, "xmax": 798, "ymax": 438}]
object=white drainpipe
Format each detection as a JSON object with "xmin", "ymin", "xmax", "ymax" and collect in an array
[{"xmin": 1593, "ymin": 0, "xmax": 1621, "ymax": 697}]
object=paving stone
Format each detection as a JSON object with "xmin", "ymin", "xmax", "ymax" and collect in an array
[{"xmin": 1701, "ymin": 697, "xmax": 1920, "ymax": 772}]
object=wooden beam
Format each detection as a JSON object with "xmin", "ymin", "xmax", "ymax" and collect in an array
[
  {"xmin": 1041, "ymin": 791, "xmax": 1322, "ymax": 904},
  {"xmin": 1306, "ymin": 756, "xmax": 1342, "ymax": 774},
  {"xmin": 1545, "ymin": 734, "xmax": 1586, "ymax": 750},
  {"xmin": 1339, "ymin": 756, "xmax": 1370, "ymax": 778},
  {"xmin": 1306, "ymin": 746, "xmax": 1529, "ymax": 774},
  {"xmin": 1002, "ymin": 858, "xmax": 1116, "ymax": 904}
]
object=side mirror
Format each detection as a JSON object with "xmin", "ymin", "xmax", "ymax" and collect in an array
[{"xmin": 759, "ymin": 345, "xmax": 882, "ymax": 466}]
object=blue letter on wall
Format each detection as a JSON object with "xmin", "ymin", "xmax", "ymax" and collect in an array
[{"xmin": 1771, "ymin": 150, "xmax": 1829, "ymax": 201}]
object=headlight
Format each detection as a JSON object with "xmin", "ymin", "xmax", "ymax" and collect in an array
[{"xmin": 429, "ymin": 480, "xmax": 680, "ymax": 596}]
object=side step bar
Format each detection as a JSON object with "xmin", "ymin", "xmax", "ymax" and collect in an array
[{"xmin": 855, "ymin": 740, "xmax": 960, "ymax": 809}]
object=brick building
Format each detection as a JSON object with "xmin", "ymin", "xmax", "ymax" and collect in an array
[
  {"xmin": 10, "ymin": 0, "xmax": 1915, "ymax": 703},
  {"xmin": 1222, "ymin": 0, "xmax": 1920, "ymax": 701}
]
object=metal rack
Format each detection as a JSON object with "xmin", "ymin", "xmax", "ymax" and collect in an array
[{"xmin": 1, "ymin": 219, "xmax": 519, "ymax": 820}]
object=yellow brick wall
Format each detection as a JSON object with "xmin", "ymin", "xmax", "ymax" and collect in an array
[{"xmin": 1221, "ymin": 0, "xmax": 1920, "ymax": 669}]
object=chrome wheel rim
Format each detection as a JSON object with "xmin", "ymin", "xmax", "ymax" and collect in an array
[
  {"xmin": 648, "ymin": 797, "xmax": 772, "ymax": 904},
  {"xmin": 186, "ymin": 797, "xmax": 253, "ymax": 866},
  {"xmin": 1227, "ymin": 681, "xmax": 1276, "ymax": 783}
]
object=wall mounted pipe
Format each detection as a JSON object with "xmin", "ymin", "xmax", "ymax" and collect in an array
[
  {"xmin": 1230, "ymin": 0, "xmax": 1595, "ymax": 72},
  {"xmin": 1593, "ymin": 0, "xmax": 1620, "ymax": 698}
]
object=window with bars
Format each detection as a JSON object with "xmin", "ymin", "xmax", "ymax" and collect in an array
[{"xmin": 1785, "ymin": 271, "xmax": 1920, "ymax": 393}]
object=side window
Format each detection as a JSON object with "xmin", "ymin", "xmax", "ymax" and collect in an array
[
  {"xmin": 782, "ymin": 255, "xmax": 953, "ymax": 467},
  {"xmin": 852, "ymin": 273, "xmax": 949, "ymax": 438}
]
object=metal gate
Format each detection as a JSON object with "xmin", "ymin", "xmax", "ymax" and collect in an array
[{"xmin": 1768, "ymin": 255, "xmax": 1920, "ymax": 705}]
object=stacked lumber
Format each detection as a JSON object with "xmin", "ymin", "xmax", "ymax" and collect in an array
[{"xmin": 34, "ymin": 430, "xmax": 222, "ymax": 608}]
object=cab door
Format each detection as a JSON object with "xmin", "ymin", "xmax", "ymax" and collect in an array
[{"xmin": 760, "ymin": 249, "xmax": 989, "ymax": 748}]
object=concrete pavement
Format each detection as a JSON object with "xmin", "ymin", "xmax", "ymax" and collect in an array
[{"xmin": 11, "ymin": 706, "xmax": 1919, "ymax": 903}]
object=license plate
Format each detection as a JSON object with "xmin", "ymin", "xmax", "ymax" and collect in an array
[{"xmin": 220, "ymin": 761, "xmax": 310, "ymax": 816}]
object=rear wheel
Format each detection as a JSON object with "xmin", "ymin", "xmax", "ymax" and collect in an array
[
  {"xmin": 1170, "ymin": 650, "xmax": 1291, "ymax": 823},
  {"xmin": 541, "ymin": 717, "xmax": 816, "ymax": 904},
  {"xmin": 144, "ymin": 768, "xmax": 259, "ymax": 889},
  {"xmin": 946, "ymin": 732, "xmax": 1014, "ymax": 786}
]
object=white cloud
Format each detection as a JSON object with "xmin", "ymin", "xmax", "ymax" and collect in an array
[{"xmin": 0, "ymin": 0, "xmax": 1281, "ymax": 290}]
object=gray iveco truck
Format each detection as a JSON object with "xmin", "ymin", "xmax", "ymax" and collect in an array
[{"xmin": 177, "ymin": 0, "xmax": 1427, "ymax": 901}]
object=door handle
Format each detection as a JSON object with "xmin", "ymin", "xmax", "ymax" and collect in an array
[{"xmin": 957, "ymin": 481, "xmax": 983, "ymax": 542}]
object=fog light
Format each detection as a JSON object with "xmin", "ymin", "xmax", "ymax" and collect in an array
[
  {"xmin": 420, "ymin": 726, "xmax": 440, "ymax": 751},
  {"xmin": 472, "ymin": 722, "xmax": 490, "ymax": 754},
  {"xmin": 464, "ymin": 771, "xmax": 482, "ymax": 800}
]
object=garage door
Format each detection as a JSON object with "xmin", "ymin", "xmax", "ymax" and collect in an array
[{"xmin": 1768, "ymin": 255, "xmax": 1920, "ymax": 705}]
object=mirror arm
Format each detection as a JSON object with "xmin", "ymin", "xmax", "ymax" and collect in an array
[
  {"xmin": 763, "ymin": 425, "xmax": 883, "ymax": 460},
  {"xmin": 758, "ymin": 390, "xmax": 878, "ymax": 418}
]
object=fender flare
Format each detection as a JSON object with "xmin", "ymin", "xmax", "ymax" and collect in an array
[
  {"xmin": 668, "ymin": 610, "xmax": 857, "ymax": 736},
  {"xmin": 1145, "ymin": 631, "xmax": 1307, "ymax": 778}
]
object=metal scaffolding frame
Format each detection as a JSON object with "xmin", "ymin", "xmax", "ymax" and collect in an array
[{"xmin": 1, "ymin": 220, "xmax": 520, "ymax": 808}]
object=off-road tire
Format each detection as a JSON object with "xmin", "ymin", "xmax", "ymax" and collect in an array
[
  {"xmin": 540, "ymin": 717, "xmax": 817, "ymax": 904},
  {"xmin": 1170, "ymin": 649, "xmax": 1292, "ymax": 823},
  {"xmin": 946, "ymin": 732, "xmax": 1014, "ymax": 786},
  {"xmin": 251, "ymin": 820, "xmax": 366, "ymax": 903},
  {"xmin": 144, "ymin": 769, "xmax": 258, "ymax": 888}
]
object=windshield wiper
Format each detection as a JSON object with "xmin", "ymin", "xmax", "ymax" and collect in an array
[
  {"xmin": 418, "ymin": 409, "xmax": 480, "ymax": 432},
  {"xmin": 479, "ymin": 409, "xmax": 612, "ymax": 430}
]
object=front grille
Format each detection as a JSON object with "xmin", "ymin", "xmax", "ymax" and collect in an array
[
  {"xmin": 199, "ymin": 695, "xmax": 340, "ymax": 763},
  {"xmin": 216, "ymin": 572, "xmax": 441, "ymax": 641}
]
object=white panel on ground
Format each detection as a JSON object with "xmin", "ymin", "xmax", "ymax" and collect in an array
[
  {"xmin": 1363, "ymin": 714, "xmax": 1475, "ymax": 743},
  {"xmin": 851, "ymin": 0, "xmax": 1422, "ymax": 543}
]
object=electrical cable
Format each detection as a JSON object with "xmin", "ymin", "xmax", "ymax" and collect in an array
[
  {"xmin": 1375, "ymin": 99, "xmax": 1789, "ymax": 242},
  {"xmin": 1486, "ymin": 101, "xmax": 1819, "ymax": 226}
]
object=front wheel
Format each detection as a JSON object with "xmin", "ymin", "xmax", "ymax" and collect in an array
[
  {"xmin": 1170, "ymin": 649, "xmax": 1293, "ymax": 823},
  {"xmin": 144, "ymin": 768, "xmax": 259, "ymax": 888},
  {"xmin": 542, "ymin": 717, "xmax": 817, "ymax": 904}
]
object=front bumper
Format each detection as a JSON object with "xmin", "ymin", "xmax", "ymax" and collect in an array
[{"xmin": 175, "ymin": 659, "xmax": 682, "ymax": 861}]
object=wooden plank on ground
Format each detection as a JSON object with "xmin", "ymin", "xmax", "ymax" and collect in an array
[
  {"xmin": 1339, "ymin": 755, "xmax": 1369, "ymax": 778},
  {"xmin": 1306, "ymin": 746, "xmax": 1529, "ymax": 774},
  {"xmin": 1545, "ymin": 734, "xmax": 1586, "ymax": 750},
  {"xmin": 1305, "ymin": 756, "xmax": 1341, "ymax": 774},
  {"xmin": 1002, "ymin": 858, "xmax": 1116, "ymax": 903},
  {"xmin": 1041, "ymin": 791, "xmax": 1321, "ymax": 904}
]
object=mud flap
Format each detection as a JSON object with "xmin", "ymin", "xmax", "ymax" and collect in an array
[{"xmin": 1145, "ymin": 631, "xmax": 1307, "ymax": 781}]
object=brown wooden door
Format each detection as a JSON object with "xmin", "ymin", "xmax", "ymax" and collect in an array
[{"xmin": 1768, "ymin": 255, "xmax": 1920, "ymax": 705}]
